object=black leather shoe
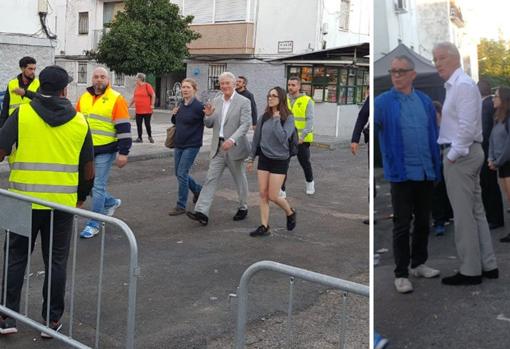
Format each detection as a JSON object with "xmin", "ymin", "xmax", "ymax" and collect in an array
[
  {"xmin": 441, "ymin": 272, "xmax": 481, "ymax": 285},
  {"xmin": 500, "ymin": 234, "xmax": 510, "ymax": 243},
  {"xmin": 489, "ymin": 222, "xmax": 504, "ymax": 230},
  {"xmin": 186, "ymin": 211, "xmax": 208, "ymax": 225},
  {"xmin": 250, "ymin": 225, "xmax": 270, "ymax": 237},
  {"xmin": 287, "ymin": 208, "xmax": 296, "ymax": 231},
  {"xmin": 482, "ymin": 268, "xmax": 499, "ymax": 279},
  {"xmin": 192, "ymin": 191, "xmax": 201, "ymax": 204},
  {"xmin": 233, "ymin": 208, "xmax": 248, "ymax": 221}
]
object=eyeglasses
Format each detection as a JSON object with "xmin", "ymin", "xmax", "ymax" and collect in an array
[
  {"xmin": 388, "ymin": 69, "xmax": 414, "ymax": 76},
  {"xmin": 267, "ymin": 94, "xmax": 279, "ymax": 99}
]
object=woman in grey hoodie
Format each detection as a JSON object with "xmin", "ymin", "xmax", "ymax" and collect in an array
[
  {"xmin": 489, "ymin": 86, "xmax": 510, "ymax": 242},
  {"xmin": 247, "ymin": 87, "xmax": 297, "ymax": 236}
]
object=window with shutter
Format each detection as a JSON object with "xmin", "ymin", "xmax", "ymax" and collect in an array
[{"xmin": 215, "ymin": 0, "xmax": 247, "ymax": 22}]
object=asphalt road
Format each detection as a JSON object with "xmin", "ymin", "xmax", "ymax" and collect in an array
[
  {"xmin": 0, "ymin": 144, "xmax": 369, "ymax": 348},
  {"xmin": 374, "ymin": 171, "xmax": 510, "ymax": 349}
]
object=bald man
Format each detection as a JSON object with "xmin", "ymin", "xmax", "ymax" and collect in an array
[{"xmin": 76, "ymin": 67, "xmax": 132, "ymax": 238}]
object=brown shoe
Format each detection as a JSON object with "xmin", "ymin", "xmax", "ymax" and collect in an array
[{"xmin": 168, "ymin": 207, "xmax": 186, "ymax": 216}]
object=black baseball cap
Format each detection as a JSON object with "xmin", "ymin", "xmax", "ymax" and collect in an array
[{"xmin": 39, "ymin": 65, "xmax": 73, "ymax": 94}]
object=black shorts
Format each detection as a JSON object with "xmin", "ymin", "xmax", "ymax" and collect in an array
[
  {"xmin": 257, "ymin": 152, "xmax": 290, "ymax": 175},
  {"xmin": 498, "ymin": 162, "xmax": 510, "ymax": 178}
]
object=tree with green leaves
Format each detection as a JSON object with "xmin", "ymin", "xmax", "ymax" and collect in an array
[
  {"xmin": 90, "ymin": 0, "xmax": 200, "ymax": 75},
  {"xmin": 478, "ymin": 38, "xmax": 510, "ymax": 87}
]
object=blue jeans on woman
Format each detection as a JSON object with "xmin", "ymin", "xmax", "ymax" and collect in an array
[
  {"xmin": 87, "ymin": 152, "xmax": 119, "ymax": 229},
  {"xmin": 174, "ymin": 147, "xmax": 201, "ymax": 209}
]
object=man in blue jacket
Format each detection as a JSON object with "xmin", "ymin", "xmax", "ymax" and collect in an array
[{"xmin": 375, "ymin": 55, "xmax": 441, "ymax": 294}]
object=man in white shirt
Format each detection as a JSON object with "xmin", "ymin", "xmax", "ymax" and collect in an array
[
  {"xmin": 187, "ymin": 72, "xmax": 252, "ymax": 225},
  {"xmin": 433, "ymin": 42, "xmax": 498, "ymax": 286}
]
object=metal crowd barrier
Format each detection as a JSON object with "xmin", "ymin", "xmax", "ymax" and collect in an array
[
  {"xmin": 0, "ymin": 188, "xmax": 139, "ymax": 348},
  {"xmin": 232, "ymin": 261, "xmax": 369, "ymax": 349}
]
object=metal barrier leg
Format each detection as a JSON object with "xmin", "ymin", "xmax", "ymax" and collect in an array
[
  {"xmin": 46, "ymin": 210, "xmax": 54, "ymax": 326},
  {"xmin": 2, "ymin": 230, "xmax": 10, "ymax": 306},
  {"xmin": 339, "ymin": 292, "xmax": 348, "ymax": 349},
  {"xmin": 24, "ymin": 233, "xmax": 32, "ymax": 316},
  {"xmin": 286, "ymin": 277, "xmax": 295, "ymax": 349},
  {"xmin": 95, "ymin": 222, "xmax": 106, "ymax": 349},
  {"xmin": 69, "ymin": 215, "xmax": 78, "ymax": 337}
]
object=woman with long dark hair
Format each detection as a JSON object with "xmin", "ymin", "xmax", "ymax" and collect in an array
[
  {"xmin": 247, "ymin": 86, "xmax": 296, "ymax": 236},
  {"xmin": 489, "ymin": 86, "xmax": 510, "ymax": 242}
]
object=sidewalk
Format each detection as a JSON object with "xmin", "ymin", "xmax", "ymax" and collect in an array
[{"xmin": 374, "ymin": 174, "xmax": 510, "ymax": 349}]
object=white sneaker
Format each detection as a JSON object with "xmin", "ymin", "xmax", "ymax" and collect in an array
[
  {"xmin": 279, "ymin": 189, "xmax": 287, "ymax": 198},
  {"xmin": 305, "ymin": 180, "xmax": 315, "ymax": 195},
  {"xmin": 410, "ymin": 264, "xmax": 440, "ymax": 278},
  {"xmin": 394, "ymin": 278, "xmax": 413, "ymax": 293},
  {"xmin": 105, "ymin": 199, "xmax": 122, "ymax": 216}
]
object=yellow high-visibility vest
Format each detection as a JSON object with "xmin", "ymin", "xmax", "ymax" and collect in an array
[
  {"xmin": 7, "ymin": 78, "xmax": 40, "ymax": 115},
  {"xmin": 287, "ymin": 95, "xmax": 314, "ymax": 142},
  {"xmin": 78, "ymin": 87, "xmax": 120, "ymax": 146},
  {"xmin": 9, "ymin": 104, "xmax": 88, "ymax": 209}
]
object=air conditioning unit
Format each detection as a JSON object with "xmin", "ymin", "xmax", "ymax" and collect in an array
[{"xmin": 38, "ymin": 0, "xmax": 48, "ymax": 14}]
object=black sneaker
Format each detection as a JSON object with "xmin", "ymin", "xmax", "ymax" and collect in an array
[
  {"xmin": 233, "ymin": 208, "xmax": 248, "ymax": 221},
  {"xmin": 134, "ymin": 138, "xmax": 143, "ymax": 143},
  {"xmin": 250, "ymin": 225, "xmax": 270, "ymax": 237},
  {"xmin": 441, "ymin": 272, "xmax": 481, "ymax": 286},
  {"xmin": 186, "ymin": 211, "xmax": 208, "ymax": 225},
  {"xmin": 0, "ymin": 316, "xmax": 17, "ymax": 335},
  {"xmin": 287, "ymin": 208, "xmax": 296, "ymax": 231},
  {"xmin": 148, "ymin": 136, "xmax": 154, "ymax": 143},
  {"xmin": 41, "ymin": 320, "xmax": 62, "ymax": 339}
]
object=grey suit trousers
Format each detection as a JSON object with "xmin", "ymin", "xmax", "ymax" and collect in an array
[
  {"xmin": 443, "ymin": 143, "xmax": 497, "ymax": 276},
  {"xmin": 195, "ymin": 147, "xmax": 248, "ymax": 217}
]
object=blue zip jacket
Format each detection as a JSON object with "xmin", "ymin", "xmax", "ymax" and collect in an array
[{"xmin": 375, "ymin": 88, "xmax": 441, "ymax": 182}]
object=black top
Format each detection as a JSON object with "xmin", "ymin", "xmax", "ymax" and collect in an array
[
  {"xmin": 481, "ymin": 95, "xmax": 495, "ymax": 155},
  {"xmin": 171, "ymin": 98, "xmax": 205, "ymax": 148},
  {"xmin": 236, "ymin": 88, "xmax": 258, "ymax": 126},
  {"xmin": 351, "ymin": 97, "xmax": 369, "ymax": 143}
]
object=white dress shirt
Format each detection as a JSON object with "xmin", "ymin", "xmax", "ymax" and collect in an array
[
  {"xmin": 438, "ymin": 67, "xmax": 483, "ymax": 161},
  {"xmin": 219, "ymin": 91, "xmax": 236, "ymax": 138}
]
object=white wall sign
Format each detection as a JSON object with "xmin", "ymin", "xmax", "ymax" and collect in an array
[{"xmin": 278, "ymin": 41, "xmax": 294, "ymax": 53}]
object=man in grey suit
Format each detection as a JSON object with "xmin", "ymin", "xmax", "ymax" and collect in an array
[{"xmin": 187, "ymin": 72, "xmax": 252, "ymax": 225}]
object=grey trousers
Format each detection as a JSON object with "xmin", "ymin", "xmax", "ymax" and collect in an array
[
  {"xmin": 195, "ymin": 148, "xmax": 248, "ymax": 217},
  {"xmin": 443, "ymin": 143, "xmax": 497, "ymax": 276}
]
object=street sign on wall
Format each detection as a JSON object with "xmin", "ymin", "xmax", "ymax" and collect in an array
[{"xmin": 278, "ymin": 41, "xmax": 294, "ymax": 53}]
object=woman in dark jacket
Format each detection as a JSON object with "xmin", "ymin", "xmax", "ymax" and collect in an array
[
  {"xmin": 489, "ymin": 87, "xmax": 510, "ymax": 241},
  {"xmin": 168, "ymin": 78, "xmax": 204, "ymax": 216},
  {"xmin": 247, "ymin": 86, "xmax": 296, "ymax": 236}
]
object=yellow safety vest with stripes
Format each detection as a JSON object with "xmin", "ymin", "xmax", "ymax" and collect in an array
[
  {"xmin": 78, "ymin": 87, "xmax": 121, "ymax": 146},
  {"xmin": 7, "ymin": 78, "xmax": 40, "ymax": 116},
  {"xmin": 9, "ymin": 104, "xmax": 88, "ymax": 209},
  {"xmin": 287, "ymin": 95, "xmax": 314, "ymax": 142}
]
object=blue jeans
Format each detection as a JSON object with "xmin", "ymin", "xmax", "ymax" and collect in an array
[
  {"xmin": 174, "ymin": 147, "xmax": 201, "ymax": 209},
  {"xmin": 87, "ymin": 152, "xmax": 118, "ymax": 229}
]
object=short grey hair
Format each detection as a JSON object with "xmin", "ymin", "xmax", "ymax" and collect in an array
[
  {"xmin": 392, "ymin": 55, "xmax": 415, "ymax": 70},
  {"xmin": 219, "ymin": 71, "xmax": 236, "ymax": 84},
  {"xmin": 136, "ymin": 73, "xmax": 146, "ymax": 81},
  {"xmin": 433, "ymin": 42, "xmax": 461, "ymax": 61}
]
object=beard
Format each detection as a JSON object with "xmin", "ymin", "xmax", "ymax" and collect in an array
[{"xmin": 93, "ymin": 82, "xmax": 107, "ymax": 94}]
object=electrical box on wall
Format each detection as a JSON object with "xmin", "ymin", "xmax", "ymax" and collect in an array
[{"xmin": 38, "ymin": 0, "xmax": 48, "ymax": 14}]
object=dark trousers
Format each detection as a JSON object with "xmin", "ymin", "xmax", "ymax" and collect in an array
[
  {"xmin": 282, "ymin": 142, "xmax": 314, "ymax": 190},
  {"xmin": 391, "ymin": 181, "xmax": 433, "ymax": 278},
  {"xmin": 135, "ymin": 113, "xmax": 152, "ymax": 138},
  {"xmin": 432, "ymin": 164, "xmax": 453, "ymax": 225},
  {"xmin": 1, "ymin": 210, "xmax": 73, "ymax": 322},
  {"xmin": 480, "ymin": 160, "xmax": 504, "ymax": 226}
]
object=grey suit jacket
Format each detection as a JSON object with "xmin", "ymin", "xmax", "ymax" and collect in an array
[{"xmin": 204, "ymin": 92, "xmax": 252, "ymax": 160}]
